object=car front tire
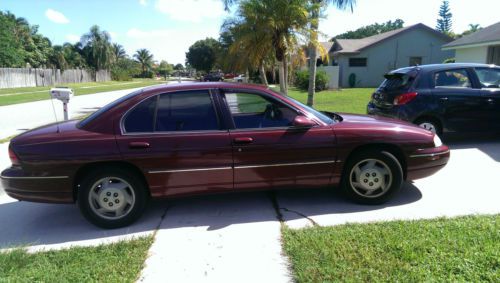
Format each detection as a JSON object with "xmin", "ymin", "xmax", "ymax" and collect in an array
[
  {"xmin": 77, "ymin": 168, "xmax": 148, "ymax": 229},
  {"xmin": 341, "ymin": 150, "xmax": 403, "ymax": 204}
]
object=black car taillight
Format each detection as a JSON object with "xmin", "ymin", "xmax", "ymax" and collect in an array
[
  {"xmin": 8, "ymin": 146, "xmax": 20, "ymax": 166},
  {"xmin": 393, "ymin": 92, "xmax": 418, "ymax": 105}
]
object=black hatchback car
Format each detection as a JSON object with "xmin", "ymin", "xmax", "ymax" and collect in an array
[{"xmin": 367, "ymin": 63, "xmax": 500, "ymax": 135}]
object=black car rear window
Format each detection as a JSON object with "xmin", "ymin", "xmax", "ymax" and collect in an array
[{"xmin": 379, "ymin": 73, "xmax": 414, "ymax": 91}]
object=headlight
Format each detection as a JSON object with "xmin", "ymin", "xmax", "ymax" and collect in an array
[{"xmin": 433, "ymin": 134, "xmax": 442, "ymax": 147}]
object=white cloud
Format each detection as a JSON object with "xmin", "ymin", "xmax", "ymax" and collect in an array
[
  {"xmin": 154, "ymin": 0, "xmax": 224, "ymax": 23},
  {"xmin": 125, "ymin": 26, "xmax": 220, "ymax": 64},
  {"xmin": 139, "ymin": 0, "xmax": 147, "ymax": 6},
  {"xmin": 45, "ymin": 9, "xmax": 70, "ymax": 24},
  {"xmin": 65, "ymin": 34, "xmax": 80, "ymax": 43}
]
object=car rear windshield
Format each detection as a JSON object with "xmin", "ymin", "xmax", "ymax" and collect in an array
[
  {"xmin": 78, "ymin": 89, "xmax": 143, "ymax": 128},
  {"xmin": 379, "ymin": 72, "xmax": 415, "ymax": 91}
]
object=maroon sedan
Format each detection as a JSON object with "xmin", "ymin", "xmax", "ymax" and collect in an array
[{"xmin": 1, "ymin": 83, "xmax": 450, "ymax": 228}]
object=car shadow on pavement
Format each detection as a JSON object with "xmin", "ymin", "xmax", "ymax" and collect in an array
[{"xmin": 0, "ymin": 182, "xmax": 422, "ymax": 249}]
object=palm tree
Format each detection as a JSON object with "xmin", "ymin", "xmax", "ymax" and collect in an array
[
  {"xmin": 222, "ymin": 19, "xmax": 273, "ymax": 86},
  {"xmin": 112, "ymin": 43, "xmax": 127, "ymax": 62},
  {"xmin": 235, "ymin": 0, "xmax": 309, "ymax": 94},
  {"xmin": 80, "ymin": 25, "xmax": 113, "ymax": 70},
  {"xmin": 306, "ymin": 0, "xmax": 355, "ymax": 106},
  {"xmin": 133, "ymin": 48, "xmax": 154, "ymax": 76}
]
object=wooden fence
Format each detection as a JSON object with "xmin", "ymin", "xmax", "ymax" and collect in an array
[{"xmin": 0, "ymin": 68, "xmax": 111, "ymax": 89}]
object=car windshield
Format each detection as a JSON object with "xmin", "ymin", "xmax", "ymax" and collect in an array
[
  {"xmin": 285, "ymin": 95, "xmax": 334, "ymax": 125},
  {"xmin": 78, "ymin": 89, "xmax": 143, "ymax": 128}
]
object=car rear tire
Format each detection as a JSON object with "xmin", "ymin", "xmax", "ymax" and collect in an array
[
  {"xmin": 77, "ymin": 168, "xmax": 148, "ymax": 229},
  {"xmin": 415, "ymin": 118, "xmax": 442, "ymax": 135},
  {"xmin": 341, "ymin": 150, "xmax": 403, "ymax": 204}
]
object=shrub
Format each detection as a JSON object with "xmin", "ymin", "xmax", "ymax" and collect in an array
[
  {"xmin": 348, "ymin": 73, "xmax": 356, "ymax": 88},
  {"xmin": 294, "ymin": 70, "xmax": 329, "ymax": 91},
  {"xmin": 443, "ymin": 58, "xmax": 456, "ymax": 63}
]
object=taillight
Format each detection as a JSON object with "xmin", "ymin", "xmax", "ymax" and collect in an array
[
  {"xmin": 8, "ymin": 147, "xmax": 20, "ymax": 166},
  {"xmin": 393, "ymin": 92, "xmax": 418, "ymax": 105}
]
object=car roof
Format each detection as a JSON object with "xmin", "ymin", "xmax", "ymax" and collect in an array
[
  {"xmin": 141, "ymin": 82, "xmax": 270, "ymax": 94},
  {"xmin": 389, "ymin": 63, "xmax": 499, "ymax": 75}
]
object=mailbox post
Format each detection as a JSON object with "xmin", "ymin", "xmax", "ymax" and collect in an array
[{"xmin": 50, "ymin": 88, "xmax": 74, "ymax": 121}]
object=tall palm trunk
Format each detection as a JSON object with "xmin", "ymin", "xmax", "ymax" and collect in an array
[
  {"xmin": 283, "ymin": 56, "xmax": 289, "ymax": 94},
  {"xmin": 277, "ymin": 61, "xmax": 286, "ymax": 94},
  {"xmin": 259, "ymin": 63, "xmax": 268, "ymax": 86},
  {"xmin": 307, "ymin": 3, "xmax": 320, "ymax": 106}
]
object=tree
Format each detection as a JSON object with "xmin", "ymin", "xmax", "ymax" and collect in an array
[
  {"xmin": 306, "ymin": 0, "xmax": 355, "ymax": 106},
  {"xmin": 333, "ymin": 19, "xmax": 404, "ymax": 39},
  {"xmin": 174, "ymin": 63, "xmax": 184, "ymax": 70},
  {"xmin": 157, "ymin": 60, "xmax": 174, "ymax": 79},
  {"xmin": 133, "ymin": 48, "xmax": 154, "ymax": 76},
  {"xmin": 80, "ymin": 25, "xmax": 113, "ymax": 70},
  {"xmin": 185, "ymin": 38, "xmax": 220, "ymax": 73},
  {"xmin": 0, "ymin": 12, "xmax": 25, "ymax": 67},
  {"xmin": 112, "ymin": 43, "xmax": 127, "ymax": 62},
  {"xmin": 436, "ymin": 0, "xmax": 452, "ymax": 34},
  {"xmin": 459, "ymin": 24, "xmax": 481, "ymax": 37}
]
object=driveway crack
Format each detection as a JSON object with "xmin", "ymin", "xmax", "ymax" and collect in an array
[{"xmin": 279, "ymin": 207, "xmax": 319, "ymax": 227}]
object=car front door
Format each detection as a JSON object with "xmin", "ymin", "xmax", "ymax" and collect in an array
[
  {"xmin": 220, "ymin": 89, "xmax": 337, "ymax": 191},
  {"xmin": 116, "ymin": 90, "xmax": 233, "ymax": 198},
  {"xmin": 431, "ymin": 68, "xmax": 485, "ymax": 132},
  {"xmin": 474, "ymin": 67, "xmax": 500, "ymax": 132}
]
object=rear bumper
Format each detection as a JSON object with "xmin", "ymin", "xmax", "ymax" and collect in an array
[
  {"xmin": 1, "ymin": 167, "xmax": 74, "ymax": 203},
  {"xmin": 406, "ymin": 145, "xmax": 450, "ymax": 180},
  {"xmin": 367, "ymin": 102, "xmax": 415, "ymax": 122}
]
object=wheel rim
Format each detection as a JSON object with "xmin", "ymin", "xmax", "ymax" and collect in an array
[
  {"xmin": 419, "ymin": 122, "xmax": 436, "ymax": 133},
  {"xmin": 88, "ymin": 177, "xmax": 136, "ymax": 220},
  {"xmin": 349, "ymin": 159, "xmax": 393, "ymax": 198}
]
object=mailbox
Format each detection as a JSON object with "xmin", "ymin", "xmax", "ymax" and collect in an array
[
  {"xmin": 50, "ymin": 87, "xmax": 73, "ymax": 120},
  {"xmin": 50, "ymin": 87, "xmax": 73, "ymax": 103}
]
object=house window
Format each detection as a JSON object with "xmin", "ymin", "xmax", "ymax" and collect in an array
[
  {"xmin": 487, "ymin": 46, "xmax": 500, "ymax": 65},
  {"xmin": 349, "ymin": 58, "xmax": 367, "ymax": 67},
  {"xmin": 409, "ymin": 57, "xmax": 422, "ymax": 66}
]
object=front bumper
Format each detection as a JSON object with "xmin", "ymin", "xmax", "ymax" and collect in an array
[
  {"xmin": 406, "ymin": 145, "xmax": 450, "ymax": 180},
  {"xmin": 1, "ymin": 167, "xmax": 74, "ymax": 203}
]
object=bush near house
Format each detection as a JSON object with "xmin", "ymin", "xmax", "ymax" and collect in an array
[{"xmin": 295, "ymin": 70, "xmax": 329, "ymax": 91}]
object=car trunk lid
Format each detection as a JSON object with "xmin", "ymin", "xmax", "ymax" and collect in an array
[{"xmin": 371, "ymin": 68, "xmax": 419, "ymax": 109}]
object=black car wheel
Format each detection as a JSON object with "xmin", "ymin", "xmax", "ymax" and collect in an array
[
  {"xmin": 77, "ymin": 167, "xmax": 148, "ymax": 229},
  {"xmin": 415, "ymin": 118, "xmax": 442, "ymax": 135},
  {"xmin": 341, "ymin": 150, "xmax": 403, "ymax": 204}
]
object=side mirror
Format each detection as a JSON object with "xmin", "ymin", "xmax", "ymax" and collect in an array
[{"xmin": 292, "ymin": 116, "xmax": 317, "ymax": 128}]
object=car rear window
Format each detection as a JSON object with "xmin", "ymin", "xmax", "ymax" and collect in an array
[{"xmin": 379, "ymin": 73, "xmax": 414, "ymax": 91}]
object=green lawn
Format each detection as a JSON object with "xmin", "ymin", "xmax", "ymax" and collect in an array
[
  {"xmin": 0, "ymin": 79, "xmax": 165, "ymax": 106},
  {"xmin": 0, "ymin": 236, "xmax": 153, "ymax": 282},
  {"xmin": 284, "ymin": 87, "xmax": 374, "ymax": 114},
  {"xmin": 283, "ymin": 215, "xmax": 500, "ymax": 282}
]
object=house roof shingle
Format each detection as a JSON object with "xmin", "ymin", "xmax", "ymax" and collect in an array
[
  {"xmin": 443, "ymin": 21, "xmax": 500, "ymax": 49},
  {"xmin": 325, "ymin": 23, "xmax": 451, "ymax": 55}
]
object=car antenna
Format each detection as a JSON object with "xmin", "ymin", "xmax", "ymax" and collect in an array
[{"xmin": 49, "ymin": 90, "xmax": 60, "ymax": 133}]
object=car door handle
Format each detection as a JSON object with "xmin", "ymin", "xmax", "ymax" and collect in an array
[
  {"xmin": 439, "ymin": 97, "xmax": 448, "ymax": 101},
  {"xmin": 129, "ymin": 142, "xmax": 150, "ymax": 149},
  {"xmin": 233, "ymin": 137, "xmax": 253, "ymax": 144},
  {"xmin": 486, "ymin": 98, "xmax": 494, "ymax": 104}
]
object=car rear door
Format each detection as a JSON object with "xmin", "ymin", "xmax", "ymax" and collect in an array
[
  {"xmin": 474, "ymin": 67, "xmax": 500, "ymax": 132},
  {"xmin": 431, "ymin": 68, "xmax": 485, "ymax": 133},
  {"xmin": 219, "ymin": 89, "xmax": 337, "ymax": 191},
  {"xmin": 116, "ymin": 89, "xmax": 233, "ymax": 198}
]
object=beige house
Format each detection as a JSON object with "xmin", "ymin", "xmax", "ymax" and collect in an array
[{"xmin": 442, "ymin": 21, "xmax": 500, "ymax": 65}]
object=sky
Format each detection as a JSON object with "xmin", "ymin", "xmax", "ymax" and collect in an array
[{"xmin": 1, "ymin": 0, "xmax": 499, "ymax": 65}]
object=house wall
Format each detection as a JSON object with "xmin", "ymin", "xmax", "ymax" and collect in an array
[
  {"xmin": 336, "ymin": 28, "xmax": 455, "ymax": 88},
  {"xmin": 318, "ymin": 66, "xmax": 339, "ymax": 89},
  {"xmin": 455, "ymin": 46, "xmax": 489, "ymax": 63}
]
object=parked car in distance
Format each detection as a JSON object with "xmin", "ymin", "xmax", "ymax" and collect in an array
[
  {"xmin": 224, "ymin": 73, "xmax": 236, "ymax": 79},
  {"xmin": 367, "ymin": 63, "xmax": 500, "ymax": 135},
  {"xmin": 202, "ymin": 72, "xmax": 224, "ymax": 82},
  {"xmin": 1, "ymin": 82, "xmax": 450, "ymax": 228},
  {"xmin": 235, "ymin": 74, "xmax": 246, "ymax": 83}
]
